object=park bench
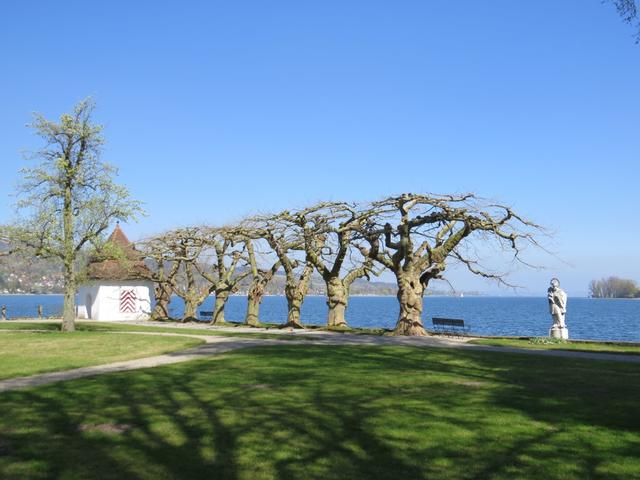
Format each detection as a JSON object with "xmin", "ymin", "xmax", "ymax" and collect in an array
[
  {"xmin": 432, "ymin": 317, "xmax": 469, "ymax": 337},
  {"xmin": 199, "ymin": 311, "xmax": 213, "ymax": 321}
]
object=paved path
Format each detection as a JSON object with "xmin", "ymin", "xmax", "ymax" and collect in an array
[{"xmin": 1, "ymin": 325, "xmax": 639, "ymax": 393}]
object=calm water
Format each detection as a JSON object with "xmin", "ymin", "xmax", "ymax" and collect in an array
[{"xmin": 1, "ymin": 294, "xmax": 638, "ymax": 342}]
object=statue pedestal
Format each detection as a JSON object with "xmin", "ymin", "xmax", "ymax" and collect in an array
[{"xmin": 549, "ymin": 326, "xmax": 569, "ymax": 340}]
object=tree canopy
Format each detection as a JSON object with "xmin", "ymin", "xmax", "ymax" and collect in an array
[
  {"xmin": 589, "ymin": 277, "xmax": 639, "ymax": 298},
  {"xmin": 8, "ymin": 98, "xmax": 143, "ymax": 331},
  {"xmin": 138, "ymin": 194, "xmax": 546, "ymax": 335}
]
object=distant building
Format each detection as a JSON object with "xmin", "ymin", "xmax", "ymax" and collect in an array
[{"xmin": 77, "ymin": 225, "xmax": 155, "ymax": 321}]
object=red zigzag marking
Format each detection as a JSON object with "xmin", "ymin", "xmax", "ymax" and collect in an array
[{"xmin": 120, "ymin": 290, "xmax": 137, "ymax": 313}]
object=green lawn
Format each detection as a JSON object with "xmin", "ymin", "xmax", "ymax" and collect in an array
[
  {"xmin": 469, "ymin": 337, "xmax": 640, "ymax": 355},
  {"xmin": 0, "ymin": 345, "xmax": 638, "ymax": 479},
  {"xmin": 0, "ymin": 321, "xmax": 319, "ymax": 340},
  {"xmin": 0, "ymin": 332, "xmax": 203, "ymax": 380}
]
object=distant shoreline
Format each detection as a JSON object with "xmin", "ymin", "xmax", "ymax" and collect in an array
[
  {"xmin": 0, "ymin": 293, "xmax": 640, "ymax": 301},
  {"xmin": 0, "ymin": 293, "xmax": 63, "ymax": 296}
]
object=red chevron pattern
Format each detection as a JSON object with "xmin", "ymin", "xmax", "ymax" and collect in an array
[{"xmin": 120, "ymin": 289, "xmax": 137, "ymax": 313}]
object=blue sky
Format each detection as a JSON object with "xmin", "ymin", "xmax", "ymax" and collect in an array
[{"xmin": 1, "ymin": 1, "xmax": 638, "ymax": 295}]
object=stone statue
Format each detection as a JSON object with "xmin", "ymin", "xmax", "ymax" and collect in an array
[{"xmin": 547, "ymin": 278, "xmax": 568, "ymax": 339}]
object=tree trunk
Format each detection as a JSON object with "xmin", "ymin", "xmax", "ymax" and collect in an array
[
  {"xmin": 183, "ymin": 300, "xmax": 198, "ymax": 322},
  {"xmin": 326, "ymin": 277, "xmax": 349, "ymax": 328},
  {"xmin": 284, "ymin": 284, "xmax": 305, "ymax": 328},
  {"xmin": 281, "ymin": 263, "xmax": 312, "ymax": 329},
  {"xmin": 61, "ymin": 182, "xmax": 76, "ymax": 332},
  {"xmin": 285, "ymin": 297, "xmax": 304, "ymax": 328},
  {"xmin": 245, "ymin": 296, "xmax": 260, "ymax": 326},
  {"xmin": 211, "ymin": 292, "xmax": 229, "ymax": 325},
  {"xmin": 393, "ymin": 272, "xmax": 427, "ymax": 336},
  {"xmin": 152, "ymin": 284, "xmax": 172, "ymax": 320},
  {"xmin": 62, "ymin": 270, "xmax": 76, "ymax": 332},
  {"xmin": 245, "ymin": 280, "xmax": 264, "ymax": 326}
]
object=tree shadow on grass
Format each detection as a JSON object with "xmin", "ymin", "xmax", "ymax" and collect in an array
[{"xmin": 0, "ymin": 345, "xmax": 639, "ymax": 479}]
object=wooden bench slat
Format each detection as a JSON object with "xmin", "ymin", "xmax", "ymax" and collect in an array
[
  {"xmin": 433, "ymin": 317, "xmax": 465, "ymax": 326},
  {"xmin": 431, "ymin": 317, "xmax": 469, "ymax": 336}
]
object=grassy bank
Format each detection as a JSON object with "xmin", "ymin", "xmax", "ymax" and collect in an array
[
  {"xmin": 0, "ymin": 332, "xmax": 202, "ymax": 380},
  {"xmin": 0, "ymin": 345, "xmax": 638, "ymax": 479},
  {"xmin": 0, "ymin": 319, "xmax": 388, "ymax": 339},
  {"xmin": 469, "ymin": 337, "xmax": 640, "ymax": 355},
  {"xmin": 0, "ymin": 321, "xmax": 318, "ymax": 340}
]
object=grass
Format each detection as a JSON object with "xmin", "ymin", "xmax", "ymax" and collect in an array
[
  {"xmin": 0, "ymin": 345, "xmax": 638, "ymax": 479},
  {"xmin": 0, "ymin": 332, "xmax": 202, "ymax": 380},
  {"xmin": 0, "ymin": 319, "xmax": 391, "ymax": 337},
  {"xmin": 255, "ymin": 322, "xmax": 390, "ymax": 335},
  {"xmin": 469, "ymin": 337, "xmax": 640, "ymax": 355},
  {"xmin": 0, "ymin": 321, "xmax": 318, "ymax": 340}
]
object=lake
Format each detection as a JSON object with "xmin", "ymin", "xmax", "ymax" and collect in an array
[{"xmin": 1, "ymin": 294, "xmax": 638, "ymax": 342}]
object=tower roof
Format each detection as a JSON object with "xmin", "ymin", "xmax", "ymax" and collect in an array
[
  {"xmin": 85, "ymin": 225, "xmax": 151, "ymax": 281},
  {"xmin": 107, "ymin": 223, "xmax": 132, "ymax": 248}
]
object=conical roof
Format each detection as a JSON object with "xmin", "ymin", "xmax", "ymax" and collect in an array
[
  {"xmin": 86, "ymin": 225, "xmax": 151, "ymax": 281},
  {"xmin": 108, "ymin": 224, "xmax": 131, "ymax": 248}
]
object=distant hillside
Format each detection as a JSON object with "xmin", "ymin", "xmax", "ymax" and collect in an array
[
  {"xmin": 0, "ymin": 253, "xmax": 64, "ymax": 294},
  {"xmin": 232, "ymin": 271, "xmax": 482, "ymax": 297},
  {"xmin": 0, "ymin": 253, "xmax": 482, "ymax": 297},
  {"xmin": 237, "ymin": 273, "xmax": 397, "ymax": 296}
]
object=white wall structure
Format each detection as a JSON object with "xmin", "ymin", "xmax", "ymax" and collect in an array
[
  {"xmin": 77, "ymin": 280, "xmax": 154, "ymax": 321},
  {"xmin": 76, "ymin": 224, "xmax": 156, "ymax": 322}
]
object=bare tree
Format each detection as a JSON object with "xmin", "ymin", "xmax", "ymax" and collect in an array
[
  {"xmin": 159, "ymin": 227, "xmax": 210, "ymax": 322},
  {"xmin": 194, "ymin": 227, "xmax": 251, "ymax": 325},
  {"xmin": 243, "ymin": 239, "xmax": 281, "ymax": 326},
  {"xmin": 283, "ymin": 202, "xmax": 377, "ymax": 328},
  {"xmin": 607, "ymin": 0, "xmax": 639, "ymax": 42},
  {"xmin": 139, "ymin": 233, "xmax": 182, "ymax": 320},
  {"xmin": 144, "ymin": 227, "xmax": 252, "ymax": 323},
  {"xmin": 358, "ymin": 193, "xmax": 545, "ymax": 336},
  {"xmin": 243, "ymin": 214, "xmax": 313, "ymax": 328}
]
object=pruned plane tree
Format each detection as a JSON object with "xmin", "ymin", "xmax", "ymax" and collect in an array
[
  {"xmin": 147, "ymin": 226, "xmax": 251, "ymax": 323},
  {"xmin": 357, "ymin": 193, "xmax": 545, "ymax": 336},
  {"xmin": 194, "ymin": 227, "xmax": 251, "ymax": 325},
  {"xmin": 242, "ymin": 238, "xmax": 281, "ymax": 326},
  {"xmin": 242, "ymin": 214, "xmax": 313, "ymax": 329},
  {"xmin": 155, "ymin": 227, "xmax": 209, "ymax": 322},
  {"xmin": 283, "ymin": 202, "xmax": 379, "ymax": 328},
  {"xmin": 138, "ymin": 233, "xmax": 182, "ymax": 320}
]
